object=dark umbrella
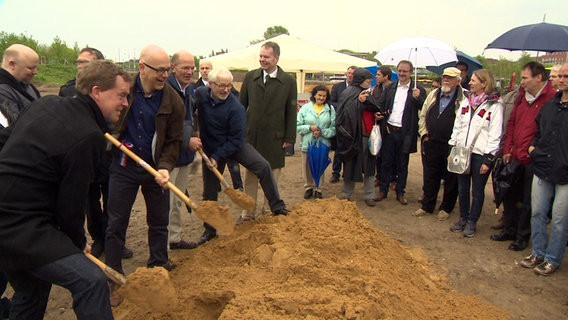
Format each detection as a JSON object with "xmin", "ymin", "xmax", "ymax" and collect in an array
[
  {"xmin": 426, "ymin": 50, "xmax": 482, "ymax": 75},
  {"xmin": 485, "ymin": 22, "xmax": 568, "ymax": 52},
  {"xmin": 307, "ymin": 138, "xmax": 331, "ymax": 187},
  {"xmin": 492, "ymin": 158, "xmax": 521, "ymax": 208}
]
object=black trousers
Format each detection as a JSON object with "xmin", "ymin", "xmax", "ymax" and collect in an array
[
  {"xmin": 502, "ymin": 162, "xmax": 533, "ymax": 241},
  {"xmin": 420, "ymin": 140, "xmax": 458, "ymax": 213},
  {"xmin": 105, "ymin": 158, "xmax": 170, "ymax": 273}
]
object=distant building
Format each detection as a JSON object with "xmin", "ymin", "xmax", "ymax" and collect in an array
[{"xmin": 536, "ymin": 52, "xmax": 568, "ymax": 65}]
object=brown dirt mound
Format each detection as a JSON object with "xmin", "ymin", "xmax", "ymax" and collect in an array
[
  {"xmin": 119, "ymin": 267, "xmax": 177, "ymax": 313},
  {"xmin": 114, "ymin": 198, "xmax": 508, "ymax": 319}
]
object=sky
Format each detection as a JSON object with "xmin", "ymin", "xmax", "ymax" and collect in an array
[{"xmin": 0, "ymin": 0, "xmax": 566, "ymax": 63}]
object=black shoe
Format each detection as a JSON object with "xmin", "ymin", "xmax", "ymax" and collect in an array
[
  {"xmin": 508, "ymin": 239, "xmax": 528, "ymax": 251},
  {"xmin": 197, "ymin": 231, "xmax": 217, "ymax": 246},
  {"xmin": 329, "ymin": 174, "xmax": 339, "ymax": 183},
  {"xmin": 170, "ymin": 240, "xmax": 198, "ymax": 250},
  {"xmin": 149, "ymin": 259, "xmax": 176, "ymax": 271},
  {"xmin": 304, "ymin": 188, "xmax": 313, "ymax": 199},
  {"xmin": 273, "ymin": 208, "xmax": 289, "ymax": 216},
  {"xmin": 91, "ymin": 241, "xmax": 104, "ymax": 258},
  {"xmin": 122, "ymin": 247, "xmax": 133, "ymax": 259},
  {"xmin": 450, "ymin": 218, "xmax": 467, "ymax": 233},
  {"xmin": 314, "ymin": 191, "xmax": 323, "ymax": 199},
  {"xmin": 490, "ymin": 232, "xmax": 516, "ymax": 242}
]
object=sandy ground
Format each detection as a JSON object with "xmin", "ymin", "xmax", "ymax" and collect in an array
[
  {"xmin": 4, "ymin": 85, "xmax": 566, "ymax": 319},
  {"xmin": 8, "ymin": 150, "xmax": 564, "ymax": 319}
]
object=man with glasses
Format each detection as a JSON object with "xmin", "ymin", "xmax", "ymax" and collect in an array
[
  {"xmin": 375, "ymin": 60, "xmax": 426, "ymax": 205},
  {"xmin": 165, "ymin": 50, "xmax": 201, "ymax": 250},
  {"xmin": 195, "ymin": 68, "xmax": 286, "ymax": 236},
  {"xmin": 0, "ymin": 44, "xmax": 40, "ymax": 128},
  {"xmin": 105, "ymin": 45, "xmax": 185, "ymax": 306},
  {"xmin": 59, "ymin": 47, "xmax": 105, "ymax": 97}
]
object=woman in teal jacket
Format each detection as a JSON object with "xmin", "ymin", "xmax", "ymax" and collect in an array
[{"xmin": 297, "ymin": 85, "xmax": 336, "ymax": 199}]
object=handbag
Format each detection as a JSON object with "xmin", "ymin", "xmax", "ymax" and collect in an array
[
  {"xmin": 368, "ymin": 121, "xmax": 382, "ymax": 156},
  {"xmin": 447, "ymin": 106, "xmax": 490, "ymax": 174}
]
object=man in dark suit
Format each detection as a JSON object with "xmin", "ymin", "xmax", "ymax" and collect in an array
[
  {"xmin": 375, "ymin": 60, "xmax": 426, "ymax": 205},
  {"xmin": 329, "ymin": 65, "xmax": 356, "ymax": 183}
]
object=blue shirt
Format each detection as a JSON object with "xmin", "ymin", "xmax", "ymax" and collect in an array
[
  {"xmin": 439, "ymin": 89, "xmax": 456, "ymax": 115},
  {"xmin": 120, "ymin": 77, "xmax": 163, "ymax": 163}
]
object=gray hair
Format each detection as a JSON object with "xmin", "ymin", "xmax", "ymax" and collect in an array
[{"xmin": 208, "ymin": 67, "xmax": 233, "ymax": 83}]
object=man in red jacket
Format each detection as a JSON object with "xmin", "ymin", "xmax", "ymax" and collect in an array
[{"xmin": 491, "ymin": 62, "xmax": 556, "ymax": 251}]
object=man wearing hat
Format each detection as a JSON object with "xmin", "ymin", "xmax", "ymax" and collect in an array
[{"xmin": 413, "ymin": 67, "xmax": 465, "ymax": 220}]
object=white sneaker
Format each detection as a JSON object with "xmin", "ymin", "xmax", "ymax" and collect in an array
[
  {"xmin": 412, "ymin": 208, "xmax": 429, "ymax": 217},
  {"xmin": 437, "ymin": 210, "xmax": 450, "ymax": 221}
]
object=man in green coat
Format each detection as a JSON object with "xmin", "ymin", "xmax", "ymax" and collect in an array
[{"xmin": 239, "ymin": 41, "xmax": 297, "ymax": 219}]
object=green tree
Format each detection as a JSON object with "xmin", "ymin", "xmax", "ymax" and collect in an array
[
  {"xmin": 263, "ymin": 25, "xmax": 289, "ymax": 39},
  {"xmin": 0, "ymin": 31, "xmax": 40, "ymax": 55},
  {"xmin": 250, "ymin": 25, "xmax": 289, "ymax": 45}
]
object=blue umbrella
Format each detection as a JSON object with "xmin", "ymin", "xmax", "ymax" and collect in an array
[
  {"xmin": 307, "ymin": 138, "xmax": 331, "ymax": 187},
  {"xmin": 485, "ymin": 22, "xmax": 568, "ymax": 52},
  {"xmin": 426, "ymin": 50, "xmax": 482, "ymax": 76}
]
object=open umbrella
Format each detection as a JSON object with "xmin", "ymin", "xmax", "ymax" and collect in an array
[
  {"xmin": 426, "ymin": 50, "xmax": 482, "ymax": 76},
  {"xmin": 375, "ymin": 37, "xmax": 457, "ymax": 88},
  {"xmin": 485, "ymin": 22, "xmax": 568, "ymax": 52},
  {"xmin": 307, "ymin": 138, "xmax": 331, "ymax": 188}
]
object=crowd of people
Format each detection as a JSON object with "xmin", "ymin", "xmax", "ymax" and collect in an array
[{"xmin": 0, "ymin": 39, "xmax": 567, "ymax": 318}]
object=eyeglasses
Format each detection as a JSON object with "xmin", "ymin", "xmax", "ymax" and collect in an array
[
  {"xmin": 175, "ymin": 65, "xmax": 195, "ymax": 72},
  {"xmin": 211, "ymin": 82, "xmax": 233, "ymax": 90},
  {"xmin": 142, "ymin": 62, "xmax": 171, "ymax": 75}
]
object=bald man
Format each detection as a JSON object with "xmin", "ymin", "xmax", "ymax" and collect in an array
[
  {"xmin": 0, "ymin": 44, "xmax": 40, "ymax": 127},
  {"xmin": 195, "ymin": 59, "xmax": 212, "ymax": 87},
  {"xmin": 166, "ymin": 50, "xmax": 201, "ymax": 249},
  {"xmin": 105, "ymin": 45, "xmax": 185, "ymax": 306}
]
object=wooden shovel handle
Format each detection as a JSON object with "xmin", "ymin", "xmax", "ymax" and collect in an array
[
  {"xmin": 104, "ymin": 133, "xmax": 198, "ymax": 210},
  {"xmin": 197, "ymin": 148, "xmax": 231, "ymax": 189},
  {"xmin": 85, "ymin": 252, "xmax": 127, "ymax": 286}
]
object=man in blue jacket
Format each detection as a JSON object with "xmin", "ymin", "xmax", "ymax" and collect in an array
[{"xmin": 194, "ymin": 68, "xmax": 287, "ymax": 243}]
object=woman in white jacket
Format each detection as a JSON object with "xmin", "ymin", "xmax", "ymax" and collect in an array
[{"xmin": 448, "ymin": 69, "xmax": 503, "ymax": 237}]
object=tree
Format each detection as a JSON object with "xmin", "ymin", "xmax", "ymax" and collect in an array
[
  {"xmin": 250, "ymin": 25, "xmax": 290, "ymax": 45},
  {"xmin": 263, "ymin": 25, "xmax": 289, "ymax": 40}
]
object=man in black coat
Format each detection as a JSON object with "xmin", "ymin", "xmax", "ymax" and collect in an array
[
  {"xmin": 329, "ymin": 65, "xmax": 356, "ymax": 183},
  {"xmin": 375, "ymin": 60, "xmax": 426, "ymax": 205},
  {"xmin": 0, "ymin": 61, "xmax": 131, "ymax": 319},
  {"xmin": 0, "ymin": 44, "xmax": 40, "ymax": 127}
]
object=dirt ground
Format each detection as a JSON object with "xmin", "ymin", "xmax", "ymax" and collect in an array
[
  {"xmin": 9, "ymin": 150, "xmax": 564, "ymax": 319},
  {"xmin": 4, "ymin": 85, "xmax": 566, "ymax": 319}
]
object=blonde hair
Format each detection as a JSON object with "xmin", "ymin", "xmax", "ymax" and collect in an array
[{"xmin": 472, "ymin": 69, "xmax": 496, "ymax": 94}]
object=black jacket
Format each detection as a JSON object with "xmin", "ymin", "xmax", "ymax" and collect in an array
[
  {"xmin": 530, "ymin": 92, "xmax": 568, "ymax": 184},
  {"xmin": 0, "ymin": 68, "xmax": 40, "ymax": 127},
  {"xmin": 0, "ymin": 94, "xmax": 108, "ymax": 271},
  {"xmin": 378, "ymin": 80, "xmax": 426, "ymax": 153},
  {"xmin": 330, "ymin": 81, "xmax": 347, "ymax": 108},
  {"xmin": 59, "ymin": 78, "xmax": 77, "ymax": 97}
]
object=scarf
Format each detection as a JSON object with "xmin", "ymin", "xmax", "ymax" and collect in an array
[{"xmin": 468, "ymin": 92, "xmax": 488, "ymax": 110}]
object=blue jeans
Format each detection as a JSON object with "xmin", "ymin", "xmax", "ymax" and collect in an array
[
  {"xmin": 457, "ymin": 154, "xmax": 490, "ymax": 223},
  {"xmin": 530, "ymin": 176, "xmax": 568, "ymax": 266},
  {"xmin": 6, "ymin": 253, "xmax": 112, "ymax": 320}
]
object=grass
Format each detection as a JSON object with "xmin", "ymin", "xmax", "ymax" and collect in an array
[{"xmin": 35, "ymin": 64, "xmax": 77, "ymax": 85}]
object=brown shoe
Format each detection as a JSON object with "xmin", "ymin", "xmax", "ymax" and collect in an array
[
  {"xmin": 534, "ymin": 261, "xmax": 558, "ymax": 276},
  {"xmin": 109, "ymin": 283, "xmax": 123, "ymax": 307},
  {"xmin": 374, "ymin": 192, "xmax": 386, "ymax": 202},
  {"xmin": 396, "ymin": 194, "xmax": 408, "ymax": 205}
]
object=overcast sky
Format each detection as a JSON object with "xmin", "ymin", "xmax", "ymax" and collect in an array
[{"xmin": 1, "ymin": 0, "xmax": 566, "ymax": 62}]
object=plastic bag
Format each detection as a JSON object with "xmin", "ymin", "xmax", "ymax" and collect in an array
[{"xmin": 368, "ymin": 124, "xmax": 382, "ymax": 156}]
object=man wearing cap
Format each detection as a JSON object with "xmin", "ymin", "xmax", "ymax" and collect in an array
[{"xmin": 413, "ymin": 67, "xmax": 465, "ymax": 219}]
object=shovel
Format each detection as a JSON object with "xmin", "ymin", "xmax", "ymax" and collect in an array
[
  {"xmin": 197, "ymin": 148, "xmax": 255, "ymax": 211},
  {"xmin": 104, "ymin": 133, "xmax": 234, "ymax": 234},
  {"xmin": 85, "ymin": 252, "xmax": 126, "ymax": 285}
]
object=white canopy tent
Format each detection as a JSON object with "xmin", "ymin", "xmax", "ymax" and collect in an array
[{"xmin": 207, "ymin": 34, "xmax": 377, "ymax": 92}]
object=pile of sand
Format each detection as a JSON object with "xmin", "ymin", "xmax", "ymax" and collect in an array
[{"xmin": 114, "ymin": 198, "xmax": 508, "ymax": 319}]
